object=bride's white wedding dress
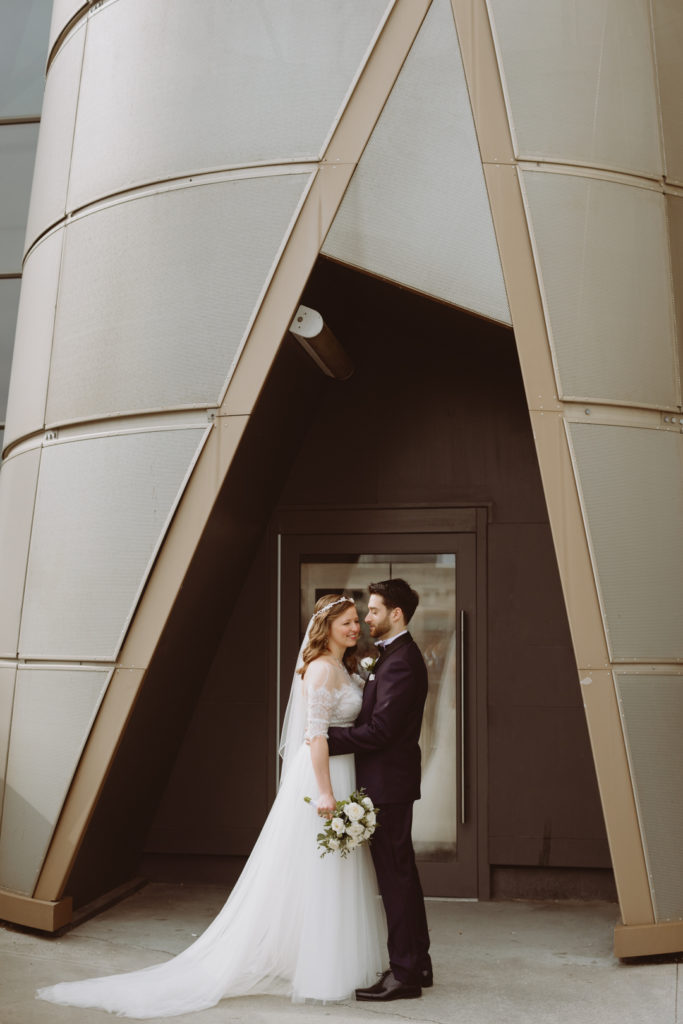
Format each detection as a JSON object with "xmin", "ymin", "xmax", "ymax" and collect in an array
[{"xmin": 37, "ymin": 658, "xmax": 387, "ymax": 1018}]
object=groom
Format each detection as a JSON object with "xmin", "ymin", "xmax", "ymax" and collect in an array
[{"xmin": 327, "ymin": 578, "xmax": 433, "ymax": 1001}]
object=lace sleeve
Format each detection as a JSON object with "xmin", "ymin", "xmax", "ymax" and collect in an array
[
  {"xmin": 350, "ymin": 671, "xmax": 366, "ymax": 690},
  {"xmin": 304, "ymin": 660, "xmax": 336, "ymax": 741}
]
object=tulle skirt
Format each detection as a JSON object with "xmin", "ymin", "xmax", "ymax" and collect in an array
[{"xmin": 37, "ymin": 745, "xmax": 387, "ymax": 1018}]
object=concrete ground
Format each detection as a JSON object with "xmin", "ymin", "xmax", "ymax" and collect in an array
[{"xmin": 0, "ymin": 883, "xmax": 679, "ymax": 1024}]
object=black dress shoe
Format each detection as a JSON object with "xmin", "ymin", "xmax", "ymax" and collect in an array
[
  {"xmin": 421, "ymin": 968, "xmax": 434, "ymax": 988},
  {"xmin": 355, "ymin": 970, "xmax": 422, "ymax": 1001},
  {"xmin": 355, "ymin": 969, "xmax": 391, "ymax": 995}
]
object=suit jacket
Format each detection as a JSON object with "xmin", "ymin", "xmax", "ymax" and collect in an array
[{"xmin": 327, "ymin": 632, "xmax": 428, "ymax": 804}]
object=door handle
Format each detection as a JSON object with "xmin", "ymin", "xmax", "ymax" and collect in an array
[{"xmin": 460, "ymin": 608, "xmax": 466, "ymax": 825}]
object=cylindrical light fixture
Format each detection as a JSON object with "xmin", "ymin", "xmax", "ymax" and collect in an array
[{"xmin": 288, "ymin": 305, "xmax": 354, "ymax": 381}]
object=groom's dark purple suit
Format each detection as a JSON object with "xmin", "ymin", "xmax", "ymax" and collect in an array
[{"xmin": 327, "ymin": 632, "xmax": 432, "ymax": 986}]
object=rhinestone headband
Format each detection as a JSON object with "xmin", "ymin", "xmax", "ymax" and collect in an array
[{"xmin": 314, "ymin": 596, "xmax": 355, "ymax": 618}]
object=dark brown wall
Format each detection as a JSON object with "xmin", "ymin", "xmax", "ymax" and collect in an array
[
  {"xmin": 145, "ymin": 536, "xmax": 273, "ymax": 861},
  {"xmin": 145, "ymin": 260, "xmax": 611, "ymax": 894}
]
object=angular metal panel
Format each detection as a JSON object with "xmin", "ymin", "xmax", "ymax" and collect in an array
[
  {"xmin": 667, "ymin": 194, "xmax": 683, "ymax": 397},
  {"xmin": 0, "ymin": 448, "xmax": 41, "ymax": 657},
  {"xmin": 568, "ymin": 423, "xmax": 683, "ymax": 661},
  {"xmin": 523, "ymin": 171, "xmax": 677, "ymax": 407},
  {"xmin": 488, "ymin": 0, "xmax": 662, "ymax": 177},
  {"xmin": 24, "ymin": 22, "xmax": 85, "ymax": 251},
  {"xmin": 0, "ymin": 0, "xmax": 51, "ymax": 118},
  {"xmin": 323, "ymin": 0, "xmax": 510, "ymax": 324},
  {"xmin": 0, "ymin": 666, "xmax": 17, "ymax": 829},
  {"xmin": 19, "ymin": 427, "xmax": 206, "ymax": 660},
  {"xmin": 3, "ymin": 228, "xmax": 63, "ymax": 450},
  {"xmin": 0, "ymin": 279, "xmax": 21, "ymax": 424},
  {"xmin": 0, "ymin": 667, "xmax": 109, "ymax": 895},
  {"xmin": 48, "ymin": 0, "xmax": 88, "ymax": 54},
  {"xmin": 651, "ymin": 0, "xmax": 683, "ymax": 186},
  {"xmin": 0, "ymin": 124, "xmax": 40, "ymax": 273},
  {"xmin": 46, "ymin": 174, "xmax": 311, "ymax": 424},
  {"xmin": 67, "ymin": 0, "xmax": 393, "ymax": 211},
  {"xmin": 616, "ymin": 673, "xmax": 683, "ymax": 921}
]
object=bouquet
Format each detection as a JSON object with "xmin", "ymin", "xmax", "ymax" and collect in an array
[{"xmin": 304, "ymin": 788, "xmax": 379, "ymax": 858}]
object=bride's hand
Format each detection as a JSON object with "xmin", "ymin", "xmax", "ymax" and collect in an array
[{"xmin": 317, "ymin": 792, "xmax": 336, "ymax": 818}]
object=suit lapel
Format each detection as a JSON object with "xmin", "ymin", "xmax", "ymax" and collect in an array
[
  {"xmin": 359, "ymin": 672, "xmax": 376, "ymax": 721},
  {"xmin": 359, "ymin": 633, "xmax": 412, "ymax": 723}
]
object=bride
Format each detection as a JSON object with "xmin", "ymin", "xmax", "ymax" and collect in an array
[{"xmin": 37, "ymin": 595, "xmax": 387, "ymax": 1017}]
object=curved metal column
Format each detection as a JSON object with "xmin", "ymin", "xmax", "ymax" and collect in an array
[
  {"xmin": 0, "ymin": 0, "xmax": 432, "ymax": 929},
  {"xmin": 453, "ymin": 0, "xmax": 683, "ymax": 955}
]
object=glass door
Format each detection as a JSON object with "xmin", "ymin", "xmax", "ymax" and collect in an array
[{"xmin": 279, "ymin": 531, "xmax": 478, "ymax": 897}]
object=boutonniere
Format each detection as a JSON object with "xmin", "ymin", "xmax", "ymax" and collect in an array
[{"xmin": 360, "ymin": 656, "xmax": 378, "ymax": 676}]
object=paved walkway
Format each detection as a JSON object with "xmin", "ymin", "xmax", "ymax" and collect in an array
[{"xmin": 0, "ymin": 883, "xmax": 679, "ymax": 1024}]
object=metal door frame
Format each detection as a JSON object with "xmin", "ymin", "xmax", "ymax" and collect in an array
[{"xmin": 269, "ymin": 506, "xmax": 489, "ymax": 899}]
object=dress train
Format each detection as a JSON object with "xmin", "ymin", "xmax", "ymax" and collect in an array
[{"xmin": 37, "ymin": 746, "xmax": 387, "ymax": 1018}]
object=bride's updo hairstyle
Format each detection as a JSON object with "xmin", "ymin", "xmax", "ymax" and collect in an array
[{"xmin": 298, "ymin": 594, "xmax": 358, "ymax": 677}]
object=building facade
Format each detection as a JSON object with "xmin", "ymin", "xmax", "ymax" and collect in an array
[{"xmin": 0, "ymin": 0, "xmax": 681, "ymax": 957}]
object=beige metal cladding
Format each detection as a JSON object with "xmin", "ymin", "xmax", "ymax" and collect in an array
[
  {"xmin": 322, "ymin": 0, "xmax": 510, "ymax": 326},
  {"xmin": 2, "ymin": 0, "xmax": 681, "ymax": 958},
  {"xmin": 0, "ymin": 1, "xmax": 51, "ymax": 496},
  {"xmin": 0, "ymin": 0, "xmax": 434, "ymax": 928},
  {"xmin": 48, "ymin": 1, "xmax": 90, "ymax": 56},
  {"xmin": 0, "ymin": 118, "xmax": 39, "ymax": 444},
  {"xmin": 453, "ymin": 0, "xmax": 682, "ymax": 955},
  {"xmin": 615, "ymin": 674, "xmax": 683, "ymax": 923},
  {"xmin": 0, "ymin": 667, "xmax": 111, "ymax": 895},
  {"xmin": 651, "ymin": 0, "xmax": 683, "ymax": 187},
  {"xmin": 0, "ymin": 4, "xmax": 55, "ymax": 928}
]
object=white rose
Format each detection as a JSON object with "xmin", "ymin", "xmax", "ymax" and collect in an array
[
  {"xmin": 345, "ymin": 839, "xmax": 359, "ymax": 851},
  {"xmin": 347, "ymin": 822, "xmax": 365, "ymax": 840},
  {"xmin": 327, "ymin": 838, "xmax": 340, "ymax": 851},
  {"xmin": 362, "ymin": 796, "xmax": 374, "ymax": 810},
  {"xmin": 345, "ymin": 802, "xmax": 364, "ymax": 822},
  {"xmin": 361, "ymin": 657, "xmax": 375, "ymax": 670},
  {"xmin": 363, "ymin": 828, "xmax": 372, "ymax": 840},
  {"xmin": 330, "ymin": 817, "xmax": 346, "ymax": 835},
  {"xmin": 363, "ymin": 811, "xmax": 376, "ymax": 827}
]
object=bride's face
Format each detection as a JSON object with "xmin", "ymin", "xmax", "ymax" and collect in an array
[{"xmin": 328, "ymin": 608, "xmax": 361, "ymax": 650}]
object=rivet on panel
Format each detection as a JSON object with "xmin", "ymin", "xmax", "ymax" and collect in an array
[{"xmin": 584, "ymin": 408, "xmax": 591, "ymax": 416}]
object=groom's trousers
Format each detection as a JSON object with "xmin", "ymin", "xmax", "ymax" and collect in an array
[{"xmin": 370, "ymin": 802, "xmax": 431, "ymax": 985}]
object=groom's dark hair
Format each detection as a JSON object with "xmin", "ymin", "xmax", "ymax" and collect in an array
[{"xmin": 369, "ymin": 578, "xmax": 419, "ymax": 624}]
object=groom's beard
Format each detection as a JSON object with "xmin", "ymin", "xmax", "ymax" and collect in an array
[{"xmin": 370, "ymin": 618, "xmax": 392, "ymax": 641}]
